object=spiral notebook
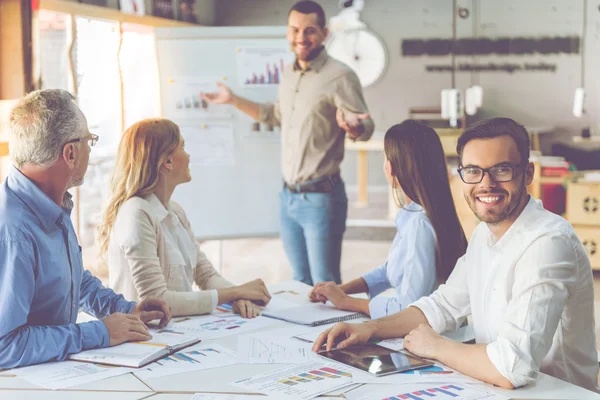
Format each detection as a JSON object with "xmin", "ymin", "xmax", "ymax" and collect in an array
[{"xmin": 262, "ymin": 303, "xmax": 365, "ymax": 326}]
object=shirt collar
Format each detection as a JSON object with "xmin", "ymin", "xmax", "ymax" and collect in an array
[
  {"xmin": 7, "ymin": 165, "xmax": 67, "ymax": 232},
  {"xmin": 146, "ymin": 193, "xmax": 170, "ymax": 222},
  {"xmin": 293, "ymin": 47, "xmax": 329, "ymax": 73},
  {"xmin": 487, "ymin": 195, "xmax": 536, "ymax": 247}
]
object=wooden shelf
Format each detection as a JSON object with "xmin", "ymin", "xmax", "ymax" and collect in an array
[{"xmin": 40, "ymin": 0, "xmax": 198, "ymax": 28}]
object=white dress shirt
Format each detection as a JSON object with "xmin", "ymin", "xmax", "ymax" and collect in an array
[{"xmin": 412, "ymin": 196, "xmax": 599, "ymax": 391}]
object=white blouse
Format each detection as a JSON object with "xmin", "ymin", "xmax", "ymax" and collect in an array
[{"xmin": 412, "ymin": 197, "xmax": 599, "ymax": 391}]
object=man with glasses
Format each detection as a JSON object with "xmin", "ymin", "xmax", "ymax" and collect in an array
[
  {"xmin": 313, "ymin": 117, "xmax": 598, "ymax": 391},
  {"xmin": 0, "ymin": 89, "xmax": 172, "ymax": 369}
]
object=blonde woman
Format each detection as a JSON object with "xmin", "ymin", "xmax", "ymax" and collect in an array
[{"xmin": 97, "ymin": 118, "xmax": 271, "ymax": 318}]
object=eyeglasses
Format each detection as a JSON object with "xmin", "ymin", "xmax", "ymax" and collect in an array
[
  {"xmin": 457, "ymin": 163, "xmax": 525, "ymax": 184},
  {"xmin": 65, "ymin": 133, "xmax": 99, "ymax": 147}
]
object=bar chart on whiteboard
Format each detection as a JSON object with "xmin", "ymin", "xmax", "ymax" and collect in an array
[{"xmin": 236, "ymin": 45, "xmax": 295, "ymax": 87}]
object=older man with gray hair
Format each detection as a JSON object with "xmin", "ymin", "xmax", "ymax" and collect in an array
[{"xmin": 0, "ymin": 89, "xmax": 171, "ymax": 369}]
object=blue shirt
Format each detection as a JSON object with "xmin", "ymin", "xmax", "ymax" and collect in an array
[
  {"xmin": 0, "ymin": 166, "xmax": 136, "ymax": 369},
  {"xmin": 362, "ymin": 202, "xmax": 437, "ymax": 319}
]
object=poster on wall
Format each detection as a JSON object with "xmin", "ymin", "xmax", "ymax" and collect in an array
[{"xmin": 236, "ymin": 45, "xmax": 295, "ymax": 88}]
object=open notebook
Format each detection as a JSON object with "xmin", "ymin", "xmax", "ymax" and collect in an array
[
  {"xmin": 262, "ymin": 303, "xmax": 365, "ymax": 326},
  {"xmin": 69, "ymin": 327, "xmax": 200, "ymax": 368}
]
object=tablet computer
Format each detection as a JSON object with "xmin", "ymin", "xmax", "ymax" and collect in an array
[{"xmin": 317, "ymin": 343, "xmax": 434, "ymax": 377}]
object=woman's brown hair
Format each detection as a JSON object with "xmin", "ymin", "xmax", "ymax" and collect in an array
[
  {"xmin": 384, "ymin": 120, "xmax": 468, "ymax": 283},
  {"xmin": 96, "ymin": 118, "xmax": 182, "ymax": 265}
]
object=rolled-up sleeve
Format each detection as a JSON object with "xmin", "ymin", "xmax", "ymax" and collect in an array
[
  {"xmin": 486, "ymin": 234, "xmax": 577, "ymax": 388},
  {"xmin": 410, "ymin": 254, "xmax": 470, "ymax": 334},
  {"xmin": 258, "ymin": 97, "xmax": 281, "ymax": 128},
  {"xmin": 332, "ymin": 70, "xmax": 374, "ymax": 141},
  {"xmin": 363, "ymin": 263, "xmax": 390, "ymax": 299}
]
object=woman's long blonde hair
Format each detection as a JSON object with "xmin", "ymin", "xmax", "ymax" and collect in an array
[{"xmin": 97, "ymin": 118, "xmax": 182, "ymax": 260}]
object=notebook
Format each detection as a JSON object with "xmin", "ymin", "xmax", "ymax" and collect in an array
[
  {"xmin": 261, "ymin": 303, "xmax": 365, "ymax": 326},
  {"xmin": 69, "ymin": 327, "xmax": 200, "ymax": 368}
]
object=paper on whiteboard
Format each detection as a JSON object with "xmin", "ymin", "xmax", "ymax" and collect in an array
[
  {"xmin": 164, "ymin": 76, "xmax": 232, "ymax": 118},
  {"xmin": 179, "ymin": 122, "xmax": 235, "ymax": 167},
  {"xmin": 13, "ymin": 360, "xmax": 134, "ymax": 390},
  {"xmin": 236, "ymin": 45, "xmax": 295, "ymax": 87}
]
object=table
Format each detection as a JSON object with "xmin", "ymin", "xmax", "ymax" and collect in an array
[{"xmin": 1, "ymin": 281, "xmax": 597, "ymax": 399}]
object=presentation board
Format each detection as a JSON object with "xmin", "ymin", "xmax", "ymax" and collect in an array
[{"xmin": 155, "ymin": 26, "xmax": 291, "ymax": 239}]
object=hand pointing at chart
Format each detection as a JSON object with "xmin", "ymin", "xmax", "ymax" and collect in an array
[{"xmin": 200, "ymin": 82, "xmax": 234, "ymax": 105}]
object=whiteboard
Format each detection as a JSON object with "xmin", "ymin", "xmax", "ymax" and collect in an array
[{"xmin": 154, "ymin": 26, "xmax": 290, "ymax": 239}]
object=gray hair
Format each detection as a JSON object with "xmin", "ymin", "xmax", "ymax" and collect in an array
[{"xmin": 9, "ymin": 89, "xmax": 85, "ymax": 168}]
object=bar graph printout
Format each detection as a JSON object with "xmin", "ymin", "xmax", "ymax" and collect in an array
[
  {"xmin": 231, "ymin": 360, "xmax": 354, "ymax": 399},
  {"xmin": 134, "ymin": 344, "xmax": 236, "ymax": 380},
  {"xmin": 236, "ymin": 45, "xmax": 295, "ymax": 87},
  {"xmin": 344, "ymin": 383, "xmax": 509, "ymax": 400}
]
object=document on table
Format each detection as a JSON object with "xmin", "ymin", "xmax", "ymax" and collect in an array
[
  {"xmin": 170, "ymin": 313, "xmax": 278, "ymax": 341},
  {"xmin": 236, "ymin": 334, "xmax": 318, "ymax": 364},
  {"xmin": 13, "ymin": 360, "xmax": 134, "ymax": 390},
  {"xmin": 192, "ymin": 395, "xmax": 267, "ymax": 400},
  {"xmin": 344, "ymin": 382, "xmax": 509, "ymax": 400},
  {"xmin": 231, "ymin": 360, "xmax": 355, "ymax": 400},
  {"xmin": 135, "ymin": 344, "xmax": 236, "ymax": 380},
  {"xmin": 350, "ymin": 362, "xmax": 481, "ymax": 385}
]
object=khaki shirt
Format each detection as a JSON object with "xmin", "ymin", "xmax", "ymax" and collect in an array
[{"xmin": 259, "ymin": 48, "xmax": 374, "ymax": 184}]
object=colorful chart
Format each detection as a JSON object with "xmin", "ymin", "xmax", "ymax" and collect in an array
[
  {"xmin": 156, "ymin": 347, "xmax": 222, "ymax": 366},
  {"xmin": 236, "ymin": 45, "xmax": 295, "ymax": 88},
  {"xmin": 277, "ymin": 366, "xmax": 352, "ymax": 386},
  {"xmin": 402, "ymin": 365, "xmax": 454, "ymax": 375},
  {"xmin": 243, "ymin": 59, "xmax": 285, "ymax": 85},
  {"xmin": 382, "ymin": 384, "xmax": 477, "ymax": 399},
  {"xmin": 216, "ymin": 303, "xmax": 233, "ymax": 313}
]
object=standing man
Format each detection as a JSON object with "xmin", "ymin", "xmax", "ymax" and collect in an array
[
  {"xmin": 0, "ymin": 89, "xmax": 171, "ymax": 369},
  {"xmin": 202, "ymin": 0, "xmax": 374, "ymax": 285}
]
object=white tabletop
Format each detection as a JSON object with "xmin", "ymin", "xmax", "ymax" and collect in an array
[{"xmin": 0, "ymin": 280, "xmax": 597, "ymax": 400}]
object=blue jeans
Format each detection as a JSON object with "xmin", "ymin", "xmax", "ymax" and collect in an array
[{"xmin": 279, "ymin": 179, "xmax": 348, "ymax": 286}]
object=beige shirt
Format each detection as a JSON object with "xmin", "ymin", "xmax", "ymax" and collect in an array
[
  {"xmin": 412, "ymin": 197, "xmax": 599, "ymax": 391},
  {"xmin": 108, "ymin": 194, "xmax": 232, "ymax": 316},
  {"xmin": 259, "ymin": 48, "xmax": 374, "ymax": 184}
]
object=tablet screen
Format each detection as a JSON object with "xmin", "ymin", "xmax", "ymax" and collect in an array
[{"xmin": 317, "ymin": 343, "xmax": 434, "ymax": 376}]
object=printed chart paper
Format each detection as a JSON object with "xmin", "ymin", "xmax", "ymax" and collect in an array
[
  {"xmin": 236, "ymin": 334, "xmax": 318, "ymax": 364},
  {"xmin": 344, "ymin": 382, "xmax": 509, "ymax": 400},
  {"xmin": 170, "ymin": 313, "xmax": 277, "ymax": 341},
  {"xmin": 13, "ymin": 360, "xmax": 134, "ymax": 390},
  {"xmin": 164, "ymin": 76, "xmax": 232, "ymax": 118},
  {"xmin": 231, "ymin": 361, "xmax": 354, "ymax": 400},
  {"xmin": 236, "ymin": 45, "xmax": 295, "ymax": 87},
  {"xmin": 135, "ymin": 344, "xmax": 236, "ymax": 380}
]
